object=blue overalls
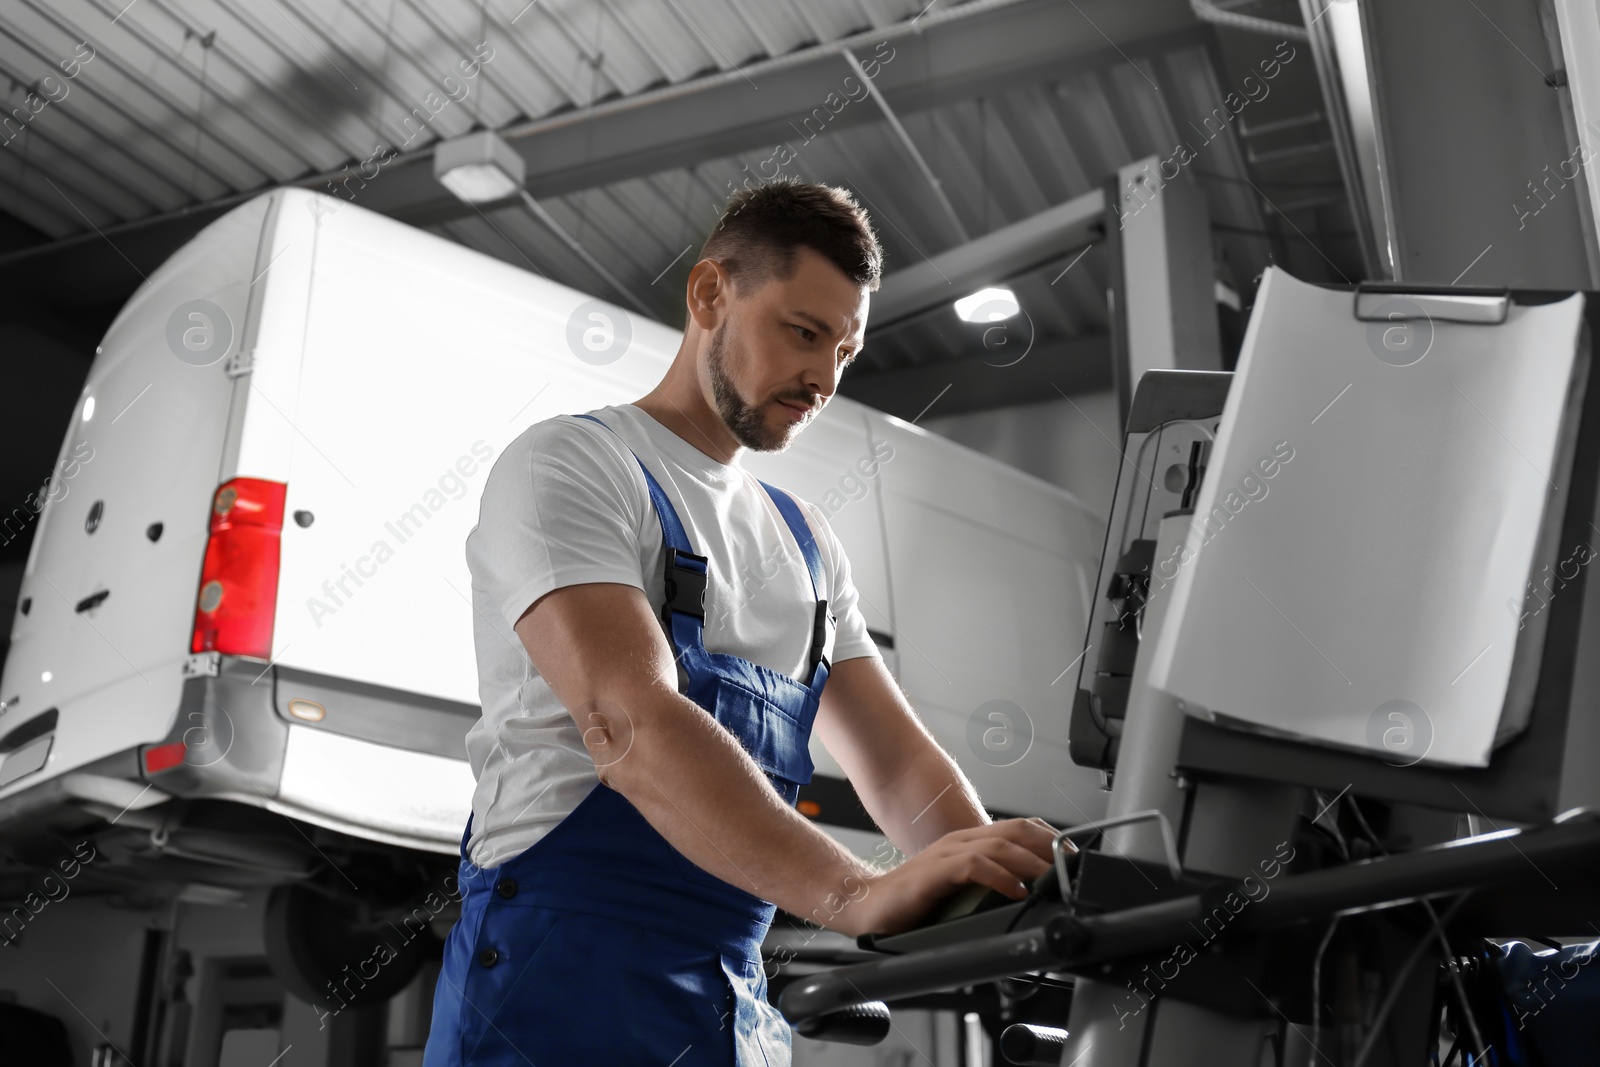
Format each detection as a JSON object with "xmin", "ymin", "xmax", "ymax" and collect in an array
[{"xmin": 424, "ymin": 413, "xmax": 834, "ymax": 1066}]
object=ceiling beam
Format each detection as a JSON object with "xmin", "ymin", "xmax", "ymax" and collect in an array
[
  {"xmin": 869, "ymin": 188, "xmax": 1106, "ymax": 331},
  {"xmin": 374, "ymin": 11, "xmax": 1204, "ymax": 226},
  {"xmin": 0, "ymin": 2, "xmax": 1204, "ymax": 308}
]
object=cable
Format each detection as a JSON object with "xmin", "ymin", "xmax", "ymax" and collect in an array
[
  {"xmin": 1348, "ymin": 892, "xmax": 1475, "ymax": 1067},
  {"xmin": 1306, "ymin": 789, "xmax": 1351, "ymax": 862},
  {"xmin": 1345, "ymin": 800, "xmax": 1489, "ymax": 1063},
  {"xmin": 1419, "ymin": 898, "xmax": 1488, "ymax": 1062},
  {"xmin": 1306, "ymin": 914, "xmax": 1340, "ymax": 1067}
]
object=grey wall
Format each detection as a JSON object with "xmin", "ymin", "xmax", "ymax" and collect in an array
[{"xmin": 921, "ymin": 390, "xmax": 1121, "ymax": 523}]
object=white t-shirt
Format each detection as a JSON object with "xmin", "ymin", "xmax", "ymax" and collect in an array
[{"xmin": 462, "ymin": 403, "xmax": 880, "ymax": 868}]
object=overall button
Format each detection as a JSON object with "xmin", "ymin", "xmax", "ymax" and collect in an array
[
  {"xmin": 479, "ymin": 948, "xmax": 499, "ymax": 968},
  {"xmin": 495, "ymin": 877, "xmax": 517, "ymax": 899}
]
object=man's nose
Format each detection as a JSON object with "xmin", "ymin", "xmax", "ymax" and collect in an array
[{"xmin": 803, "ymin": 352, "xmax": 842, "ymax": 401}]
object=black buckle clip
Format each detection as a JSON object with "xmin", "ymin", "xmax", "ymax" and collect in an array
[
  {"xmin": 809, "ymin": 599, "xmax": 833, "ymax": 675},
  {"xmin": 662, "ymin": 547, "xmax": 709, "ymax": 622}
]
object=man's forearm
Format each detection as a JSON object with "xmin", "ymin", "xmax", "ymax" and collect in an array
[
  {"xmin": 600, "ymin": 687, "xmax": 876, "ymax": 927},
  {"xmin": 867, "ymin": 740, "xmax": 989, "ymax": 856}
]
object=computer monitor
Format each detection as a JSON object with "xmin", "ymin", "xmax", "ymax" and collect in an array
[{"xmin": 1071, "ymin": 286, "xmax": 1600, "ymax": 824}]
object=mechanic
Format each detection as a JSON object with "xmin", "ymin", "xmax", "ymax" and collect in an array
[{"xmin": 424, "ymin": 179, "xmax": 1063, "ymax": 1066}]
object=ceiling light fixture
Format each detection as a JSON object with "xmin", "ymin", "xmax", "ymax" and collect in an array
[
  {"xmin": 433, "ymin": 128, "xmax": 654, "ymax": 317},
  {"xmin": 954, "ymin": 286, "xmax": 1020, "ymax": 323},
  {"xmin": 434, "ymin": 130, "xmax": 526, "ymax": 204}
]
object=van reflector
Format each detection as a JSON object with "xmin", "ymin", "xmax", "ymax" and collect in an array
[
  {"xmin": 190, "ymin": 478, "xmax": 287, "ymax": 660},
  {"xmin": 287, "ymin": 698, "xmax": 325, "ymax": 722},
  {"xmin": 142, "ymin": 741, "xmax": 187, "ymax": 775}
]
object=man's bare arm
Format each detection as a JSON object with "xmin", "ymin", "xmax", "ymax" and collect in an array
[
  {"xmin": 515, "ymin": 582, "xmax": 1059, "ymax": 937},
  {"xmin": 813, "ymin": 655, "xmax": 991, "ymax": 856},
  {"xmin": 515, "ymin": 582, "xmax": 876, "ymax": 923}
]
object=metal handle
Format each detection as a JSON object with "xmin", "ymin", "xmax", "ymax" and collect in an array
[
  {"xmin": 1000, "ymin": 1023, "xmax": 1071, "ymax": 1066},
  {"xmin": 1353, "ymin": 283, "xmax": 1509, "ymax": 324},
  {"xmin": 778, "ymin": 916, "xmax": 1084, "ymax": 1026},
  {"xmin": 793, "ymin": 1000, "xmax": 892, "ymax": 1046},
  {"xmin": 1050, "ymin": 808, "xmax": 1184, "ymax": 903}
]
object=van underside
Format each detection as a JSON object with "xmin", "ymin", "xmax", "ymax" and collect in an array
[{"xmin": 0, "ymin": 654, "xmax": 467, "ymax": 909}]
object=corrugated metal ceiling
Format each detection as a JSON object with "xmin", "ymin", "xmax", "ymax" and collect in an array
[{"xmin": 0, "ymin": 0, "xmax": 1346, "ymax": 377}]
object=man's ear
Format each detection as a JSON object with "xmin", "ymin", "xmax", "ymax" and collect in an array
[{"xmin": 685, "ymin": 259, "xmax": 728, "ymax": 332}]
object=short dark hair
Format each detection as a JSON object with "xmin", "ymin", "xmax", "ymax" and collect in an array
[{"xmin": 699, "ymin": 180, "xmax": 883, "ymax": 295}]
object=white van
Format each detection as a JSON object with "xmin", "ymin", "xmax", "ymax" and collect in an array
[{"xmin": 0, "ymin": 188, "xmax": 1105, "ymax": 998}]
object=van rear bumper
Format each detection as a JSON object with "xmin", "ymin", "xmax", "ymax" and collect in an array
[
  {"xmin": 144, "ymin": 653, "xmax": 477, "ymax": 855},
  {"xmin": 0, "ymin": 653, "xmax": 480, "ymax": 858},
  {"xmin": 269, "ymin": 727, "xmax": 474, "ymax": 855}
]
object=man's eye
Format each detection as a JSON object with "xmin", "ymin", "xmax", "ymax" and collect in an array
[{"xmin": 791, "ymin": 325, "xmax": 815, "ymax": 342}]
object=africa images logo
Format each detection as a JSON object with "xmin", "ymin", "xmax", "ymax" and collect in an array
[{"xmin": 1366, "ymin": 700, "xmax": 1433, "ymax": 767}]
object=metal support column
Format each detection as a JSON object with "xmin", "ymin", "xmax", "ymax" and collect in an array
[
  {"xmin": 1302, "ymin": 0, "xmax": 1599, "ymax": 288},
  {"xmin": 1107, "ymin": 157, "xmax": 1223, "ymax": 434},
  {"xmin": 1061, "ymin": 510, "xmax": 1305, "ymax": 1067}
]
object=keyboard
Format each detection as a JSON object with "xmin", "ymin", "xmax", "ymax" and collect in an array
[{"xmin": 856, "ymin": 862, "xmax": 1066, "ymax": 954}]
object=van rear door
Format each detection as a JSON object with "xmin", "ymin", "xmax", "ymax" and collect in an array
[{"xmin": 0, "ymin": 196, "xmax": 275, "ymax": 796}]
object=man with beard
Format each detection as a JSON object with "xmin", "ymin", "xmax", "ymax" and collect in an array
[{"xmin": 427, "ymin": 179, "xmax": 1062, "ymax": 1066}]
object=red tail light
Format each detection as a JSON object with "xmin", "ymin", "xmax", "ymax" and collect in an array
[
  {"xmin": 143, "ymin": 741, "xmax": 187, "ymax": 775},
  {"xmin": 190, "ymin": 478, "xmax": 286, "ymax": 659}
]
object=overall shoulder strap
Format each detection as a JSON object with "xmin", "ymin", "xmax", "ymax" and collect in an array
[
  {"xmin": 757, "ymin": 481, "xmax": 824, "ymax": 599},
  {"xmin": 571, "ymin": 414, "xmax": 709, "ymax": 665},
  {"xmin": 759, "ymin": 481, "xmax": 833, "ymax": 682},
  {"xmin": 571, "ymin": 413, "xmax": 695, "ymax": 554}
]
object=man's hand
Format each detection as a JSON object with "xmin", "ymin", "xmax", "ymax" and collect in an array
[{"xmin": 833, "ymin": 817, "xmax": 1071, "ymax": 938}]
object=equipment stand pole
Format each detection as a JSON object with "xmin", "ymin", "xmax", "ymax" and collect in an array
[{"xmin": 1062, "ymin": 512, "xmax": 1304, "ymax": 1067}]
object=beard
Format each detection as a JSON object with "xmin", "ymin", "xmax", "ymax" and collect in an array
[{"xmin": 707, "ymin": 320, "xmax": 804, "ymax": 453}]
